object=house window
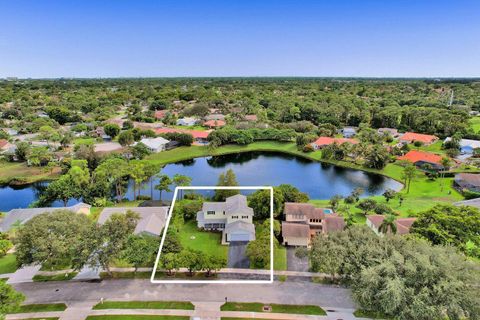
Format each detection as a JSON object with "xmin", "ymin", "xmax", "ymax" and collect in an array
[
  {"xmin": 223, "ymin": 211, "xmax": 226, "ymax": 215},
  {"xmin": 232, "ymin": 216, "xmax": 238, "ymax": 219},
  {"xmin": 241, "ymin": 216, "xmax": 248, "ymax": 219},
  {"xmin": 207, "ymin": 211, "xmax": 215, "ymax": 215}
]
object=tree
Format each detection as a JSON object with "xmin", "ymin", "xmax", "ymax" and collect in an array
[
  {"xmin": 118, "ymin": 130, "xmax": 134, "ymax": 146},
  {"xmin": 15, "ymin": 210, "xmax": 93, "ymax": 269},
  {"xmin": 38, "ymin": 125, "xmax": 60, "ymax": 146},
  {"xmin": 351, "ymin": 187, "xmax": 364, "ymax": 202},
  {"xmin": 378, "ymin": 214, "xmax": 397, "ymax": 234},
  {"xmin": 122, "ymin": 235, "xmax": 159, "ymax": 272},
  {"xmin": 130, "ymin": 142, "xmax": 151, "ymax": 160},
  {"xmin": 276, "ymin": 184, "xmax": 309, "ymax": 203},
  {"xmin": 248, "ymin": 188, "xmax": 284, "ymax": 219},
  {"xmin": 180, "ymin": 250, "xmax": 203, "ymax": 276},
  {"xmin": 27, "ymin": 147, "xmax": 52, "ymax": 166},
  {"xmin": 172, "ymin": 174, "xmax": 192, "ymax": 199},
  {"xmin": 160, "ymin": 252, "xmax": 181, "ymax": 276},
  {"xmin": 0, "ymin": 237, "xmax": 13, "ymax": 256},
  {"xmin": 401, "ymin": 164, "xmax": 416, "ymax": 193},
  {"xmin": 356, "ymin": 199, "xmax": 377, "ymax": 216},
  {"xmin": 104, "ymin": 124, "xmax": 120, "ymax": 138},
  {"xmin": 382, "ymin": 189, "xmax": 397, "ymax": 203},
  {"xmin": 155, "ymin": 174, "xmax": 172, "ymax": 201},
  {"xmin": 203, "ymin": 254, "xmax": 226, "ymax": 277},
  {"xmin": 329, "ymin": 195, "xmax": 343, "ymax": 211},
  {"xmin": 162, "ymin": 231, "xmax": 183, "ymax": 254},
  {"xmin": 59, "ymin": 131, "xmax": 73, "ymax": 148},
  {"xmin": 0, "ymin": 281, "xmax": 25, "ymax": 317},
  {"xmin": 15, "ymin": 141, "xmax": 30, "ymax": 161},
  {"xmin": 213, "ymin": 169, "xmax": 239, "ymax": 201},
  {"xmin": 246, "ymin": 235, "xmax": 270, "ymax": 269},
  {"xmin": 94, "ymin": 157, "xmax": 129, "ymax": 202},
  {"xmin": 364, "ymin": 145, "xmax": 390, "ymax": 169}
]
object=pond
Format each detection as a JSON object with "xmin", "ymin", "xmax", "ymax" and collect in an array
[{"xmin": 0, "ymin": 151, "xmax": 403, "ymax": 211}]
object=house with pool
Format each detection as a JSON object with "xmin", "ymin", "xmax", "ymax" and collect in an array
[
  {"xmin": 196, "ymin": 194, "xmax": 256, "ymax": 244},
  {"xmin": 281, "ymin": 202, "xmax": 345, "ymax": 247}
]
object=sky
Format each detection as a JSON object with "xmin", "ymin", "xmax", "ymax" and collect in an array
[{"xmin": 0, "ymin": 0, "xmax": 479, "ymax": 78}]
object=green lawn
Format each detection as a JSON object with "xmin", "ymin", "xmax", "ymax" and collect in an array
[
  {"xmin": 178, "ymin": 220, "xmax": 228, "ymax": 259},
  {"xmin": 93, "ymin": 301, "xmax": 194, "ymax": 310},
  {"xmin": 0, "ymin": 254, "xmax": 17, "ymax": 274},
  {"xmin": 274, "ymin": 246, "xmax": 287, "ymax": 271},
  {"xmin": 32, "ymin": 272, "xmax": 77, "ymax": 282},
  {"xmin": 86, "ymin": 316, "xmax": 189, "ymax": 320},
  {"xmin": 9, "ymin": 303, "xmax": 67, "ymax": 314},
  {"xmin": 353, "ymin": 309, "xmax": 394, "ymax": 319},
  {"xmin": 100, "ymin": 271, "xmax": 151, "ymax": 279},
  {"xmin": 0, "ymin": 161, "xmax": 60, "ymax": 185},
  {"xmin": 469, "ymin": 117, "xmax": 480, "ymax": 133},
  {"xmin": 221, "ymin": 302, "xmax": 326, "ymax": 315}
]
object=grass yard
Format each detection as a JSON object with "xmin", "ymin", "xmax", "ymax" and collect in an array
[
  {"xmin": 93, "ymin": 301, "xmax": 194, "ymax": 310},
  {"xmin": 0, "ymin": 161, "xmax": 60, "ymax": 185},
  {"xmin": 0, "ymin": 254, "xmax": 17, "ymax": 274},
  {"xmin": 274, "ymin": 246, "xmax": 287, "ymax": 271},
  {"xmin": 9, "ymin": 303, "xmax": 67, "ymax": 314},
  {"xmin": 469, "ymin": 117, "xmax": 480, "ymax": 133},
  {"xmin": 353, "ymin": 309, "xmax": 394, "ymax": 319},
  {"xmin": 178, "ymin": 220, "xmax": 228, "ymax": 259},
  {"xmin": 86, "ymin": 316, "xmax": 189, "ymax": 320},
  {"xmin": 32, "ymin": 272, "xmax": 77, "ymax": 282},
  {"xmin": 100, "ymin": 271, "xmax": 151, "ymax": 279},
  {"xmin": 221, "ymin": 302, "xmax": 326, "ymax": 315}
]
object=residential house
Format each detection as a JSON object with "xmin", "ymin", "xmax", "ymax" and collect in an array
[
  {"xmin": 311, "ymin": 137, "xmax": 358, "ymax": 150},
  {"xmin": 204, "ymin": 114, "xmax": 225, "ymax": 121},
  {"xmin": 0, "ymin": 203, "xmax": 91, "ymax": 232},
  {"xmin": 155, "ymin": 128, "xmax": 210, "ymax": 144},
  {"xmin": 137, "ymin": 137, "xmax": 170, "ymax": 153},
  {"xmin": 93, "ymin": 142, "xmax": 123, "ymax": 153},
  {"xmin": 377, "ymin": 128, "xmax": 400, "ymax": 138},
  {"xmin": 454, "ymin": 173, "xmax": 480, "ymax": 193},
  {"xmin": 204, "ymin": 120, "xmax": 226, "ymax": 128},
  {"xmin": 397, "ymin": 150, "xmax": 444, "ymax": 170},
  {"xmin": 444, "ymin": 137, "xmax": 480, "ymax": 155},
  {"xmin": 281, "ymin": 203, "xmax": 345, "ymax": 247},
  {"xmin": 196, "ymin": 194, "xmax": 256, "ymax": 243},
  {"xmin": 399, "ymin": 132, "xmax": 438, "ymax": 145},
  {"xmin": 176, "ymin": 117, "xmax": 198, "ymax": 126},
  {"xmin": 341, "ymin": 127, "xmax": 357, "ymax": 138},
  {"xmin": 97, "ymin": 207, "xmax": 169, "ymax": 237},
  {"xmin": 0, "ymin": 139, "xmax": 12, "ymax": 153},
  {"xmin": 366, "ymin": 215, "xmax": 416, "ymax": 236}
]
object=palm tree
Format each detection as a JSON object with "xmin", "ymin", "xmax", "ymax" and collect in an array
[
  {"xmin": 155, "ymin": 174, "xmax": 172, "ymax": 202},
  {"xmin": 402, "ymin": 164, "xmax": 416, "ymax": 193},
  {"xmin": 172, "ymin": 174, "xmax": 192, "ymax": 199},
  {"xmin": 379, "ymin": 214, "xmax": 397, "ymax": 234}
]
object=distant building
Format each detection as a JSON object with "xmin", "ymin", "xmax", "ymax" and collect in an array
[
  {"xmin": 176, "ymin": 117, "xmax": 198, "ymax": 126},
  {"xmin": 137, "ymin": 137, "xmax": 170, "ymax": 153},
  {"xmin": 397, "ymin": 150, "xmax": 444, "ymax": 170},
  {"xmin": 204, "ymin": 114, "xmax": 225, "ymax": 121},
  {"xmin": 454, "ymin": 173, "xmax": 480, "ymax": 193},
  {"xmin": 377, "ymin": 128, "xmax": 400, "ymax": 138},
  {"xmin": 203, "ymin": 120, "xmax": 226, "ymax": 128},
  {"xmin": 311, "ymin": 137, "xmax": 358, "ymax": 150},
  {"xmin": 244, "ymin": 114, "xmax": 258, "ymax": 122},
  {"xmin": 341, "ymin": 127, "xmax": 357, "ymax": 138},
  {"xmin": 0, "ymin": 203, "xmax": 91, "ymax": 232},
  {"xmin": 444, "ymin": 137, "xmax": 480, "ymax": 154},
  {"xmin": 399, "ymin": 132, "xmax": 438, "ymax": 145},
  {"xmin": 453, "ymin": 198, "xmax": 480, "ymax": 209},
  {"xmin": 98, "ymin": 207, "xmax": 169, "ymax": 237},
  {"xmin": 281, "ymin": 203, "xmax": 344, "ymax": 247},
  {"xmin": 366, "ymin": 215, "xmax": 416, "ymax": 236}
]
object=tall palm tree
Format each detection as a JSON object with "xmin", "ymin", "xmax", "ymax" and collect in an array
[{"xmin": 379, "ymin": 214, "xmax": 397, "ymax": 234}]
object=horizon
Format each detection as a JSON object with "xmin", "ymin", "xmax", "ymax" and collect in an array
[{"xmin": 1, "ymin": 0, "xmax": 479, "ymax": 78}]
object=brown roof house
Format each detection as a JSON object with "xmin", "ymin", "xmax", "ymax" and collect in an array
[
  {"xmin": 281, "ymin": 203, "xmax": 345, "ymax": 247},
  {"xmin": 366, "ymin": 215, "xmax": 416, "ymax": 236},
  {"xmin": 454, "ymin": 173, "xmax": 480, "ymax": 193}
]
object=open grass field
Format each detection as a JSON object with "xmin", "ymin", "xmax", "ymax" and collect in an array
[
  {"xmin": 469, "ymin": 117, "xmax": 480, "ymax": 133},
  {"xmin": 274, "ymin": 246, "xmax": 287, "ymax": 271},
  {"xmin": 93, "ymin": 301, "xmax": 194, "ymax": 310},
  {"xmin": 9, "ymin": 303, "xmax": 68, "ymax": 314},
  {"xmin": 0, "ymin": 254, "xmax": 17, "ymax": 274},
  {"xmin": 0, "ymin": 161, "xmax": 60, "ymax": 185},
  {"xmin": 178, "ymin": 220, "xmax": 228, "ymax": 259},
  {"xmin": 221, "ymin": 302, "xmax": 326, "ymax": 315}
]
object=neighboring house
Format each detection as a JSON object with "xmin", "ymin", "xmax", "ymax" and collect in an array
[
  {"xmin": 244, "ymin": 114, "xmax": 258, "ymax": 122},
  {"xmin": 2, "ymin": 128, "xmax": 18, "ymax": 136},
  {"xmin": 204, "ymin": 120, "xmax": 226, "ymax": 128},
  {"xmin": 341, "ymin": 127, "xmax": 357, "ymax": 138},
  {"xmin": 0, "ymin": 203, "xmax": 91, "ymax": 232},
  {"xmin": 399, "ymin": 132, "xmax": 438, "ymax": 145},
  {"xmin": 281, "ymin": 203, "xmax": 344, "ymax": 247},
  {"xmin": 311, "ymin": 136, "xmax": 358, "ymax": 150},
  {"xmin": 0, "ymin": 139, "xmax": 12, "ymax": 153},
  {"xmin": 137, "ymin": 137, "xmax": 170, "ymax": 152},
  {"xmin": 454, "ymin": 198, "xmax": 480, "ymax": 209},
  {"xmin": 397, "ymin": 150, "xmax": 444, "ymax": 170},
  {"xmin": 176, "ymin": 117, "xmax": 198, "ymax": 126},
  {"xmin": 204, "ymin": 114, "xmax": 225, "ymax": 121},
  {"xmin": 197, "ymin": 194, "xmax": 256, "ymax": 244},
  {"xmin": 444, "ymin": 137, "xmax": 480, "ymax": 154},
  {"xmin": 154, "ymin": 110, "xmax": 169, "ymax": 120},
  {"xmin": 454, "ymin": 173, "xmax": 480, "ymax": 193},
  {"xmin": 97, "ymin": 207, "xmax": 169, "ymax": 237},
  {"xmin": 377, "ymin": 128, "xmax": 400, "ymax": 138},
  {"xmin": 366, "ymin": 215, "xmax": 416, "ymax": 236}
]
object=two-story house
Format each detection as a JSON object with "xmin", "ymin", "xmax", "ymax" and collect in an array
[
  {"xmin": 281, "ymin": 202, "xmax": 345, "ymax": 247},
  {"xmin": 196, "ymin": 194, "xmax": 256, "ymax": 244}
]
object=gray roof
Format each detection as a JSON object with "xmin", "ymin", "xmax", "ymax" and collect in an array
[
  {"xmin": 98, "ymin": 206, "xmax": 169, "ymax": 236},
  {"xmin": 454, "ymin": 198, "xmax": 480, "ymax": 209},
  {"xmin": 225, "ymin": 220, "xmax": 255, "ymax": 235},
  {"xmin": 0, "ymin": 202, "xmax": 91, "ymax": 232},
  {"xmin": 138, "ymin": 137, "xmax": 169, "ymax": 150},
  {"xmin": 202, "ymin": 194, "xmax": 253, "ymax": 216}
]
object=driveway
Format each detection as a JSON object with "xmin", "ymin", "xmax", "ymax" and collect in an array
[
  {"xmin": 287, "ymin": 247, "xmax": 309, "ymax": 272},
  {"xmin": 227, "ymin": 241, "xmax": 250, "ymax": 268}
]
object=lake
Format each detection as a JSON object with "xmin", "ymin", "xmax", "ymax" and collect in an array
[{"xmin": 0, "ymin": 151, "xmax": 402, "ymax": 211}]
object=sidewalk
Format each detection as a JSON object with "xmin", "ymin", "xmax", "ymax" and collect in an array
[{"xmin": 6, "ymin": 265, "xmax": 41, "ymax": 284}]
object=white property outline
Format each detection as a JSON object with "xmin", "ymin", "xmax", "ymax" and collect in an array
[{"xmin": 151, "ymin": 186, "xmax": 274, "ymax": 284}]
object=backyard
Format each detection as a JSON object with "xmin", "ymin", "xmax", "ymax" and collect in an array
[{"xmin": 178, "ymin": 220, "xmax": 228, "ymax": 259}]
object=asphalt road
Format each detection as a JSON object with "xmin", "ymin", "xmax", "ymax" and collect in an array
[
  {"xmin": 227, "ymin": 241, "xmax": 250, "ymax": 268},
  {"xmin": 14, "ymin": 279, "xmax": 356, "ymax": 310}
]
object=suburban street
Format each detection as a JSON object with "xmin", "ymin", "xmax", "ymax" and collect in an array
[{"xmin": 13, "ymin": 279, "xmax": 356, "ymax": 310}]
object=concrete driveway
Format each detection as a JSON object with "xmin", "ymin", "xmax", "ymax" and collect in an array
[
  {"xmin": 227, "ymin": 241, "xmax": 250, "ymax": 268},
  {"xmin": 287, "ymin": 247, "xmax": 309, "ymax": 272}
]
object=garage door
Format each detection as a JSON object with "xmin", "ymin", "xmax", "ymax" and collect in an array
[{"xmin": 230, "ymin": 233, "xmax": 250, "ymax": 242}]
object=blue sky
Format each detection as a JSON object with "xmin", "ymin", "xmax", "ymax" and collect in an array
[{"xmin": 0, "ymin": 0, "xmax": 479, "ymax": 78}]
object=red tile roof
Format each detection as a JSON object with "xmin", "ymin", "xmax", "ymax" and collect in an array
[
  {"xmin": 154, "ymin": 110, "xmax": 177, "ymax": 120},
  {"xmin": 204, "ymin": 120, "xmax": 226, "ymax": 127},
  {"xmin": 397, "ymin": 150, "xmax": 443, "ymax": 165},
  {"xmin": 367, "ymin": 215, "xmax": 417, "ymax": 235},
  {"xmin": 154, "ymin": 128, "xmax": 210, "ymax": 139},
  {"xmin": 0, "ymin": 139, "xmax": 8, "ymax": 149},
  {"xmin": 400, "ymin": 132, "xmax": 438, "ymax": 144},
  {"xmin": 312, "ymin": 136, "xmax": 358, "ymax": 147},
  {"xmin": 323, "ymin": 216, "xmax": 346, "ymax": 233},
  {"xmin": 244, "ymin": 114, "xmax": 258, "ymax": 121}
]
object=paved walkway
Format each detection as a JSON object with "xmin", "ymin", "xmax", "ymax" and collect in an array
[
  {"xmin": 0, "ymin": 273, "xmax": 12, "ymax": 279},
  {"xmin": 6, "ymin": 265, "xmax": 41, "ymax": 284}
]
